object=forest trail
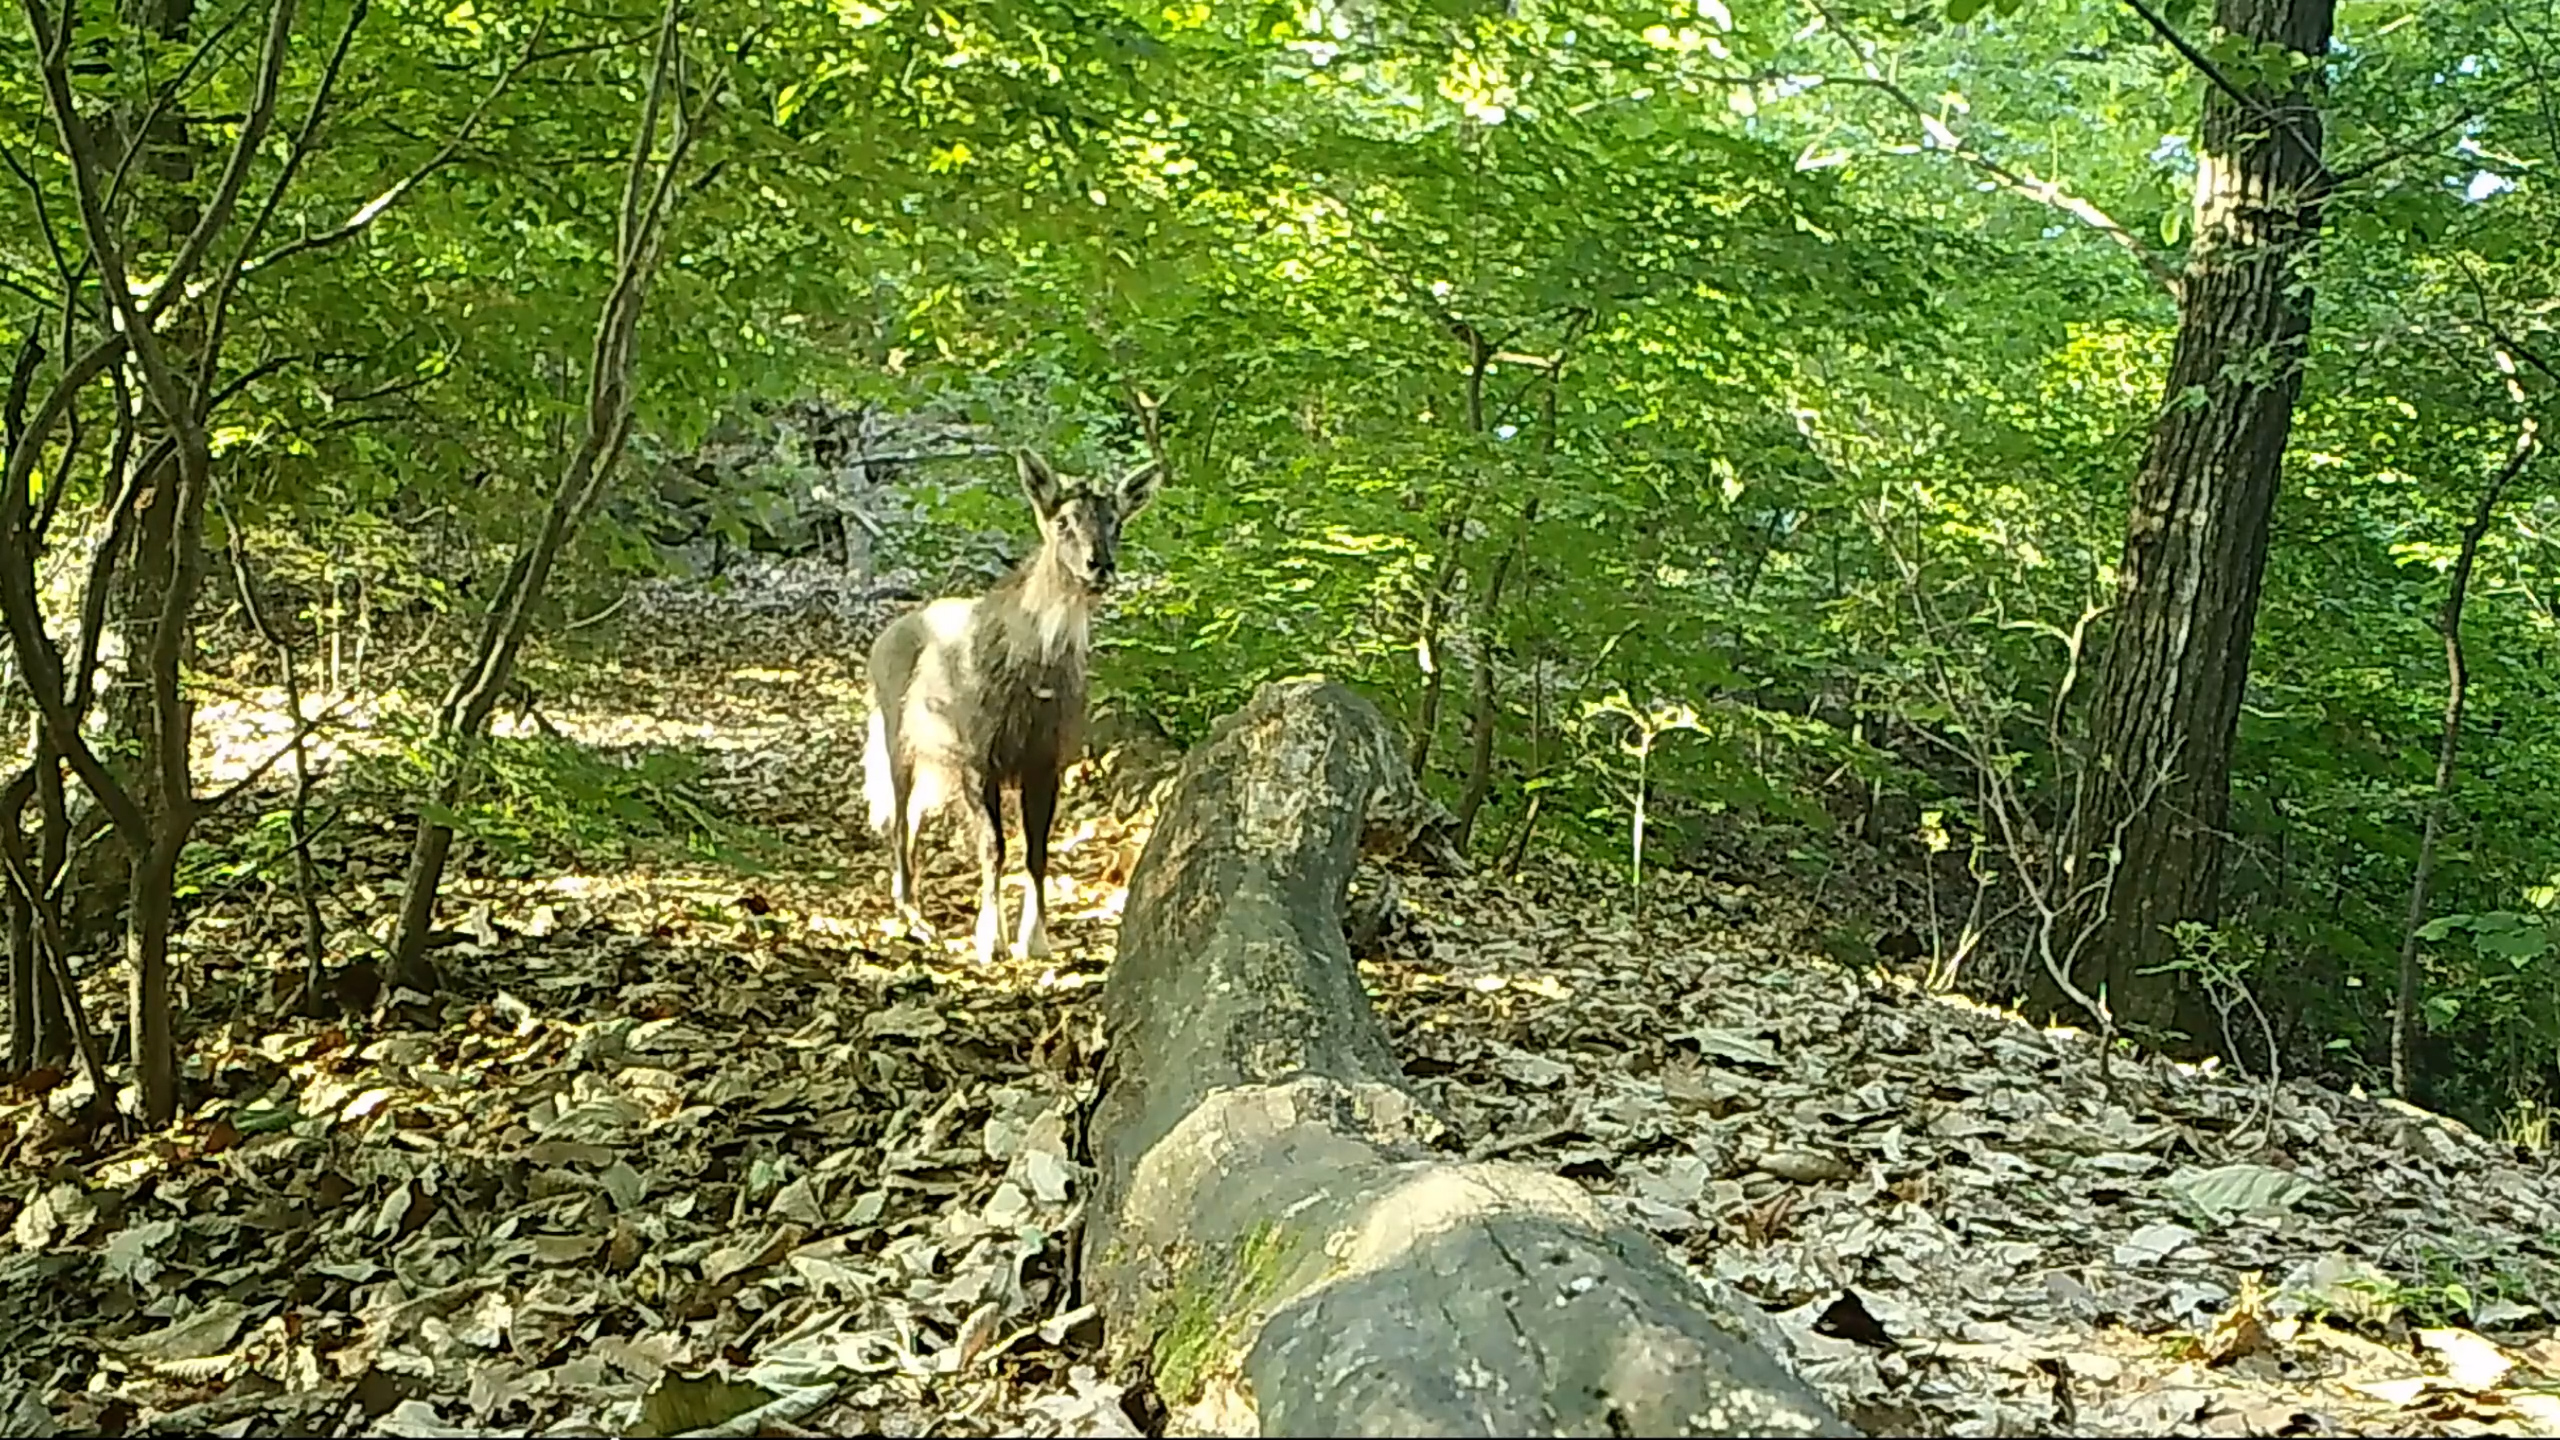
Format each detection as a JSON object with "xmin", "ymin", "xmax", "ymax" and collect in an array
[{"xmin": 10, "ymin": 560, "xmax": 2560, "ymax": 1437}]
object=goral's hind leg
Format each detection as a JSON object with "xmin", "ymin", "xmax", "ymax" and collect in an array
[{"xmin": 967, "ymin": 775, "xmax": 1006, "ymax": 965}]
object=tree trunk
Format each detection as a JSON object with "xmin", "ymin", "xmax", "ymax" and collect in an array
[
  {"xmin": 1407, "ymin": 505, "xmax": 1469, "ymax": 782},
  {"xmin": 1408, "ymin": 333, "xmax": 1493, "ymax": 782},
  {"xmin": 89, "ymin": 0, "xmax": 205, "ymax": 901},
  {"xmin": 1085, "ymin": 679, "xmax": 1849, "ymax": 1438},
  {"xmin": 1453, "ymin": 498, "xmax": 1535, "ymax": 849},
  {"xmin": 2041, "ymin": 0, "xmax": 2337, "ymax": 1039},
  {"xmin": 31, "ymin": 730, "xmax": 71, "ymax": 1066},
  {"xmin": 100, "ymin": 0, "xmax": 211, "ymax": 1124},
  {"xmin": 2392, "ymin": 414, "xmax": 2538, "ymax": 1097},
  {"xmin": 388, "ymin": 0, "xmax": 693, "ymax": 991}
]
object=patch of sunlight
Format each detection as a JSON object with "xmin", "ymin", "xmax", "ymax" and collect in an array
[
  {"xmin": 1305, "ymin": 526, "xmax": 1404, "ymax": 557},
  {"xmin": 1437, "ymin": 50, "xmax": 1514, "ymax": 125},
  {"xmin": 193, "ymin": 687, "xmax": 392, "ymax": 786},
  {"xmin": 1466, "ymin": 972, "xmax": 1571, "ymax": 1000},
  {"xmin": 1713, "ymin": 454, "xmax": 1744, "ymax": 503},
  {"xmin": 728, "ymin": 665, "xmax": 807, "ymax": 685},
  {"xmin": 800, "ymin": 911, "xmax": 876, "ymax": 939},
  {"xmin": 209, "ymin": 422, "xmax": 270, "ymax": 458},
  {"xmin": 1289, "ymin": 191, "xmax": 1347, "ymax": 242},
  {"xmin": 2389, "ymin": 537, "xmax": 2457, "ymax": 570},
  {"xmin": 545, "ymin": 868, "xmax": 745, "ymax": 903},
  {"xmin": 517, "ymin": 706, "xmax": 795, "ymax": 757},
  {"xmin": 2046, "ymin": 319, "xmax": 2170, "ymax": 410}
]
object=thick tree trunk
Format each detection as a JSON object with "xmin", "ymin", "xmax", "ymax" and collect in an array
[
  {"xmin": 2042, "ymin": 0, "xmax": 2336, "ymax": 1040},
  {"xmin": 121, "ymin": 479, "xmax": 204, "ymax": 1120},
  {"xmin": 1085, "ymin": 679, "xmax": 1848, "ymax": 1438}
]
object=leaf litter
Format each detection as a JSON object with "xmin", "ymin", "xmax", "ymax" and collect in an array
[{"xmin": 3, "ymin": 552, "xmax": 2558, "ymax": 1436}]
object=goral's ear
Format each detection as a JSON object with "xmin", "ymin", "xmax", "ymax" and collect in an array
[
  {"xmin": 1115, "ymin": 458, "xmax": 1165, "ymax": 517},
  {"xmin": 1017, "ymin": 450, "xmax": 1065, "ymax": 520}
]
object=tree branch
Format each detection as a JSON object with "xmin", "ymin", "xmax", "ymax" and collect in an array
[
  {"xmin": 0, "ymin": 140, "xmax": 78, "ymax": 291},
  {"xmin": 2, "ymin": 330, "xmax": 39, "ymax": 456},
  {"xmin": 392, "ymin": 0, "xmax": 696, "ymax": 979},
  {"xmin": 2114, "ymin": 0, "xmax": 2330, "ymax": 187},
  {"xmin": 198, "ymin": 0, "xmax": 371, "ymax": 385},
  {"xmin": 218, "ymin": 18, "xmax": 549, "ymax": 288},
  {"xmin": 2326, "ymin": 79, "xmax": 2530, "ymax": 190},
  {"xmin": 13, "ymin": 0, "xmax": 193, "ymax": 845},
  {"xmin": 145, "ymin": 0, "xmax": 304, "ymax": 323},
  {"xmin": 2115, "ymin": 0, "xmax": 2271, "ymax": 124},
  {"xmin": 0, "ymin": 335, "xmax": 124, "ymax": 526},
  {"xmin": 1804, "ymin": 5, "xmax": 2182, "ymax": 299}
]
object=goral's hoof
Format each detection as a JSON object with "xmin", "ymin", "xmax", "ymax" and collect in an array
[{"xmin": 887, "ymin": 904, "xmax": 938, "ymax": 945}]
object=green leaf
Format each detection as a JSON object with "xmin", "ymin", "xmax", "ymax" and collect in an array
[{"xmin": 2162, "ymin": 1162, "xmax": 2317, "ymax": 1227}]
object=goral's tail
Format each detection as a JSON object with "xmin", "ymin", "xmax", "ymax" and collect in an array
[{"xmin": 862, "ymin": 709, "xmax": 895, "ymax": 835}]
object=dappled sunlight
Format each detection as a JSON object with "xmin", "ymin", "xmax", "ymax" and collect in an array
[{"xmin": 190, "ymin": 684, "xmax": 406, "ymax": 786}]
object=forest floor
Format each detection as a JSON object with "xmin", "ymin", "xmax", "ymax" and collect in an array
[{"xmin": 7, "ymin": 555, "xmax": 2560, "ymax": 1437}]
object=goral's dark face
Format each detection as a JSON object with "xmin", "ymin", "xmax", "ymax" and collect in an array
[
  {"xmin": 1017, "ymin": 450, "xmax": 1165, "ymax": 596},
  {"xmin": 1044, "ymin": 493, "xmax": 1127, "ymax": 596}
]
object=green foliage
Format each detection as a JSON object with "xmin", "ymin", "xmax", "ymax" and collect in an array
[{"xmin": 352, "ymin": 727, "xmax": 772, "ymax": 874}]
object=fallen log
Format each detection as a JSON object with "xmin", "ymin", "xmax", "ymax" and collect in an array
[{"xmin": 1084, "ymin": 679, "xmax": 1852, "ymax": 1438}]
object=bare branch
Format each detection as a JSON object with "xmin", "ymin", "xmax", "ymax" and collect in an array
[
  {"xmin": 0, "ymin": 141, "xmax": 78, "ymax": 289},
  {"xmin": 147, "ymin": 0, "xmax": 306, "ymax": 322},
  {"xmin": 101, "ymin": 0, "xmax": 260, "ymax": 223},
  {"xmin": 0, "ymin": 812, "xmax": 112, "ymax": 1105},
  {"xmin": 2, "ymin": 330, "xmax": 39, "ymax": 455},
  {"xmin": 1806, "ymin": 4, "xmax": 2182, "ymax": 299},
  {"xmin": 0, "ymin": 335, "xmax": 123, "ymax": 538},
  {"xmin": 68, "ymin": 440, "xmax": 162, "ymax": 719},
  {"xmin": 197, "ymin": 690, "xmax": 363, "ymax": 814},
  {"xmin": 200, "ymin": 0, "xmax": 373, "ymax": 383},
  {"xmin": 23, "ymin": 2, "xmax": 205, "ymax": 442},
  {"xmin": 391, "ymin": 0, "xmax": 697, "ymax": 980},
  {"xmin": 2114, "ymin": 0, "xmax": 2271, "ymax": 125},
  {"xmin": 2327, "ymin": 79, "xmax": 2530, "ymax": 190},
  {"xmin": 222, "ymin": 19, "xmax": 550, "ymax": 286},
  {"xmin": 11, "ymin": 0, "xmax": 188, "ymax": 842}
]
